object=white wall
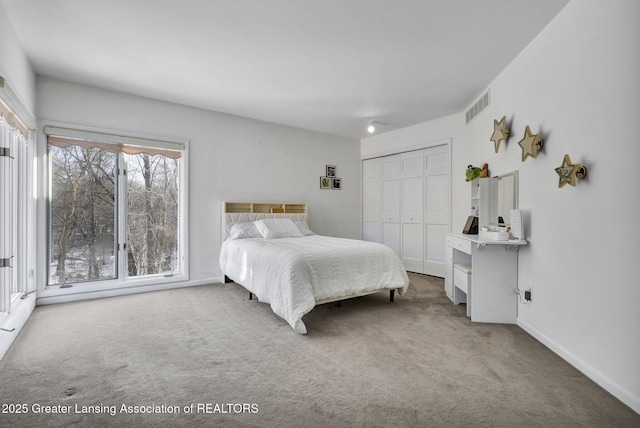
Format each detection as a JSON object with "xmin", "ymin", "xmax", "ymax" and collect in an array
[
  {"xmin": 36, "ymin": 77, "xmax": 362, "ymax": 286},
  {"xmin": 0, "ymin": 4, "xmax": 34, "ymax": 111},
  {"xmin": 361, "ymin": 0, "xmax": 640, "ymax": 414},
  {"xmin": 496, "ymin": 0, "xmax": 640, "ymax": 413}
]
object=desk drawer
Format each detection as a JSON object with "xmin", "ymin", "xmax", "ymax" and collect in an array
[{"xmin": 447, "ymin": 235, "xmax": 472, "ymax": 254}]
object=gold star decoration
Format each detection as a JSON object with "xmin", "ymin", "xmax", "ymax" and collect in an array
[
  {"xmin": 555, "ymin": 154, "xmax": 587, "ymax": 188},
  {"xmin": 490, "ymin": 116, "xmax": 510, "ymax": 153},
  {"xmin": 518, "ymin": 125, "xmax": 544, "ymax": 161}
]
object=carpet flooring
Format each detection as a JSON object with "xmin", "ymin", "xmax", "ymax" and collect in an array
[{"xmin": 0, "ymin": 273, "xmax": 638, "ymax": 427}]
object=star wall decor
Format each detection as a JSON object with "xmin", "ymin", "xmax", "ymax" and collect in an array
[
  {"xmin": 518, "ymin": 125, "xmax": 545, "ymax": 161},
  {"xmin": 555, "ymin": 154, "xmax": 588, "ymax": 188},
  {"xmin": 490, "ymin": 116, "xmax": 510, "ymax": 153}
]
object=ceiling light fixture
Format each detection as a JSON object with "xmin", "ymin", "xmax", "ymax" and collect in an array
[{"xmin": 367, "ymin": 121, "xmax": 376, "ymax": 133}]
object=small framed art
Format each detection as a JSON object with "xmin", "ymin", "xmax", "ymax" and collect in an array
[
  {"xmin": 320, "ymin": 176, "xmax": 331, "ymax": 189},
  {"xmin": 331, "ymin": 178, "xmax": 342, "ymax": 190},
  {"xmin": 326, "ymin": 165, "xmax": 336, "ymax": 177}
]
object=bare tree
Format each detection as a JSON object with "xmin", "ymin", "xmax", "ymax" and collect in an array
[
  {"xmin": 126, "ymin": 153, "xmax": 178, "ymax": 277},
  {"xmin": 50, "ymin": 146, "xmax": 87, "ymax": 282},
  {"xmin": 50, "ymin": 145, "xmax": 178, "ymax": 284},
  {"xmin": 50, "ymin": 146, "xmax": 115, "ymax": 284}
]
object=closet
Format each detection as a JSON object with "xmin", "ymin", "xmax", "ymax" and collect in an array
[{"xmin": 362, "ymin": 144, "xmax": 450, "ymax": 277}]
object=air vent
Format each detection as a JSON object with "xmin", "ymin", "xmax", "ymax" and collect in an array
[{"xmin": 465, "ymin": 90, "xmax": 490, "ymax": 124}]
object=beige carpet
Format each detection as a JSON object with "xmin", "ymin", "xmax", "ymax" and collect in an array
[{"xmin": 0, "ymin": 273, "xmax": 638, "ymax": 427}]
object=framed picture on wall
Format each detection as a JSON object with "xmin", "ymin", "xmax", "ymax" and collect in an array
[
  {"xmin": 332, "ymin": 178, "xmax": 342, "ymax": 190},
  {"xmin": 320, "ymin": 176, "xmax": 331, "ymax": 189},
  {"xmin": 326, "ymin": 165, "xmax": 336, "ymax": 177}
]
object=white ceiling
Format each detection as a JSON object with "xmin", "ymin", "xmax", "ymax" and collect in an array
[{"xmin": 2, "ymin": 0, "xmax": 570, "ymax": 139}]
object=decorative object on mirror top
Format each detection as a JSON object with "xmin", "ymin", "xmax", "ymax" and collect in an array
[
  {"xmin": 465, "ymin": 163, "xmax": 489, "ymax": 181},
  {"xmin": 555, "ymin": 154, "xmax": 588, "ymax": 188},
  {"xmin": 490, "ymin": 116, "xmax": 510, "ymax": 153},
  {"xmin": 518, "ymin": 125, "xmax": 545, "ymax": 161}
]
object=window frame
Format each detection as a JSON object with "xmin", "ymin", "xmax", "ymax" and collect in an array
[
  {"xmin": 39, "ymin": 124, "xmax": 189, "ymax": 296},
  {"xmin": 0, "ymin": 79, "xmax": 37, "ymax": 359},
  {"xmin": 0, "ymin": 114, "xmax": 34, "ymax": 313}
]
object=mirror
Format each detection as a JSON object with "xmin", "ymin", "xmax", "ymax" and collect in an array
[{"xmin": 490, "ymin": 170, "xmax": 518, "ymax": 226}]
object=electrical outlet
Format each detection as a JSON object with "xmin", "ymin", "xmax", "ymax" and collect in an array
[{"xmin": 516, "ymin": 286, "xmax": 533, "ymax": 304}]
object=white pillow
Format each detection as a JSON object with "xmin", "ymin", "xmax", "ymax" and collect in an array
[
  {"xmin": 227, "ymin": 222, "xmax": 262, "ymax": 240},
  {"xmin": 295, "ymin": 221, "xmax": 315, "ymax": 236},
  {"xmin": 254, "ymin": 218, "xmax": 303, "ymax": 239}
]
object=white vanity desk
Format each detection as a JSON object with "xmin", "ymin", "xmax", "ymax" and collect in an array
[{"xmin": 445, "ymin": 233, "xmax": 527, "ymax": 324}]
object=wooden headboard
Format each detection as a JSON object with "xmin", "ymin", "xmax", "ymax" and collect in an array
[{"xmin": 222, "ymin": 202, "xmax": 308, "ymax": 241}]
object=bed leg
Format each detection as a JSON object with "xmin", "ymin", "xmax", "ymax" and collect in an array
[
  {"xmin": 249, "ymin": 292, "xmax": 253, "ymax": 300},
  {"xmin": 390, "ymin": 289, "xmax": 395, "ymax": 302}
]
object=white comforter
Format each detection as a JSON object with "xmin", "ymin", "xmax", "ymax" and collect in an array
[{"xmin": 219, "ymin": 235, "xmax": 409, "ymax": 334}]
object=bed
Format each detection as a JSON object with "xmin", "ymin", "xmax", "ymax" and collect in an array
[{"xmin": 219, "ymin": 202, "xmax": 409, "ymax": 334}]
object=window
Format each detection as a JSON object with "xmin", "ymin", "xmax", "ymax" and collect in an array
[
  {"xmin": 48, "ymin": 144, "xmax": 117, "ymax": 284},
  {"xmin": 125, "ymin": 153, "xmax": 180, "ymax": 277},
  {"xmin": 45, "ymin": 127, "xmax": 186, "ymax": 287}
]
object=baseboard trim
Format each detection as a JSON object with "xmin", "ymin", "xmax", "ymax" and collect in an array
[
  {"xmin": 0, "ymin": 295, "xmax": 36, "ymax": 361},
  {"xmin": 518, "ymin": 318, "xmax": 640, "ymax": 415},
  {"xmin": 36, "ymin": 276, "xmax": 223, "ymax": 306}
]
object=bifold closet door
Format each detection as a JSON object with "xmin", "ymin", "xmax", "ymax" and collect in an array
[
  {"xmin": 423, "ymin": 145, "xmax": 449, "ymax": 277},
  {"xmin": 362, "ymin": 143, "xmax": 450, "ymax": 277},
  {"xmin": 400, "ymin": 150, "xmax": 424, "ymax": 273},
  {"xmin": 362, "ymin": 158, "xmax": 381, "ymax": 243},
  {"xmin": 381, "ymin": 155, "xmax": 401, "ymax": 255}
]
